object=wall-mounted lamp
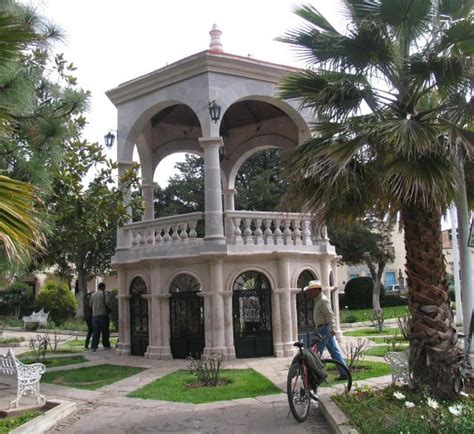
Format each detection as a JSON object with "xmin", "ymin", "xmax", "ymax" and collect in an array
[
  {"xmin": 104, "ymin": 130, "xmax": 116, "ymax": 148},
  {"xmin": 208, "ymin": 100, "xmax": 221, "ymax": 123}
]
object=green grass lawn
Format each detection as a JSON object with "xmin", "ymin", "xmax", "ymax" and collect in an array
[
  {"xmin": 128, "ymin": 369, "xmax": 281, "ymax": 404},
  {"xmin": 362, "ymin": 345, "xmax": 408, "ymax": 358},
  {"xmin": 341, "ymin": 305, "xmax": 409, "ymax": 323},
  {"xmin": 61, "ymin": 337, "xmax": 118, "ymax": 348},
  {"xmin": 0, "ymin": 411, "xmax": 41, "ymax": 434},
  {"xmin": 344, "ymin": 327, "xmax": 402, "ymax": 337},
  {"xmin": 0, "ymin": 336, "xmax": 24, "ymax": 345},
  {"xmin": 369, "ymin": 335, "xmax": 407, "ymax": 344},
  {"xmin": 333, "ymin": 384, "xmax": 473, "ymax": 434},
  {"xmin": 325, "ymin": 360, "xmax": 391, "ymax": 385},
  {"xmin": 19, "ymin": 355, "xmax": 87, "ymax": 368},
  {"xmin": 41, "ymin": 364, "xmax": 143, "ymax": 390}
]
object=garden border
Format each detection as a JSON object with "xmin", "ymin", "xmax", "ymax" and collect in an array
[
  {"xmin": 318, "ymin": 395, "xmax": 358, "ymax": 434},
  {"xmin": 10, "ymin": 400, "xmax": 76, "ymax": 434}
]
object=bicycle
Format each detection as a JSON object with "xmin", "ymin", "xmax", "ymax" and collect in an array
[{"xmin": 287, "ymin": 333, "xmax": 352, "ymax": 423}]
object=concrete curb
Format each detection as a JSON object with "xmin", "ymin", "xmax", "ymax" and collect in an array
[
  {"xmin": 319, "ymin": 395, "xmax": 358, "ymax": 434},
  {"xmin": 11, "ymin": 400, "xmax": 76, "ymax": 434}
]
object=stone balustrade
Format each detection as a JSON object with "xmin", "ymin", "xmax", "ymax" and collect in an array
[
  {"xmin": 224, "ymin": 211, "xmax": 327, "ymax": 246},
  {"xmin": 124, "ymin": 212, "xmax": 205, "ymax": 247}
]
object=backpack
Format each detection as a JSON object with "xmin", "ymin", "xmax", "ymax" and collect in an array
[{"xmin": 303, "ymin": 349, "xmax": 327, "ymax": 389}]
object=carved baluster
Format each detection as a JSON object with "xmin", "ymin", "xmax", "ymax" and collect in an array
[
  {"xmin": 282, "ymin": 219, "xmax": 292, "ymax": 245},
  {"xmin": 233, "ymin": 217, "xmax": 243, "ymax": 245},
  {"xmin": 171, "ymin": 225, "xmax": 180, "ymax": 241},
  {"xmin": 146, "ymin": 226, "xmax": 154, "ymax": 244},
  {"xmin": 179, "ymin": 223, "xmax": 189, "ymax": 240},
  {"xmin": 162, "ymin": 225, "xmax": 172, "ymax": 242},
  {"xmin": 254, "ymin": 218, "xmax": 264, "ymax": 245},
  {"xmin": 292, "ymin": 219, "xmax": 302, "ymax": 245},
  {"xmin": 262, "ymin": 219, "xmax": 273, "ymax": 245},
  {"xmin": 188, "ymin": 220, "xmax": 198, "ymax": 239},
  {"xmin": 243, "ymin": 218, "xmax": 253, "ymax": 245},
  {"xmin": 302, "ymin": 219, "xmax": 312, "ymax": 245},
  {"xmin": 138, "ymin": 230, "xmax": 146, "ymax": 244},
  {"xmin": 131, "ymin": 230, "xmax": 138, "ymax": 246},
  {"xmin": 155, "ymin": 226, "xmax": 163, "ymax": 244},
  {"xmin": 274, "ymin": 218, "xmax": 284, "ymax": 245}
]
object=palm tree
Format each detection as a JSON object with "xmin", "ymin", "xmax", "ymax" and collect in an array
[{"xmin": 279, "ymin": 0, "xmax": 473, "ymax": 399}]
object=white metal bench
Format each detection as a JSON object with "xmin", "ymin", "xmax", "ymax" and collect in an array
[
  {"xmin": 0, "ymin": 348, "xmax": 46, "ymax": 408},
  {"xmin": 22, "ymin": 308, "xmax": 49, "ymax": 328},
  {"xmin": 384, "ymin": 349, "xmax": 412, "ymax": 386}
]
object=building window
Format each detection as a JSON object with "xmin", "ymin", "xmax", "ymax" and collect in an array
[{"xmin": 384, "ymin": 272, "xmax": 396, "ymax": 287}]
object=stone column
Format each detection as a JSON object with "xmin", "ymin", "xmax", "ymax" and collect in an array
[
  {"xmin": 199, "ymin": 292, "xmax": 213, "ymax": 357},
  {"xmin": 223, "ymin": 188, "xmax": 236, "ymax": 239},
  {"xmin": 117, "ymin": 295, "xmax": 131, "ymax": 355},
  {"xmin": 277, "ymin": 259, "xmax": 294, "ymax": 356},
  {"xmin": 320, "ymin": 256, "xmax": 331, "ymax": 297},
  {"xmin": 290, "ymin": 289, "xmax": 300, "ymax": 342},
  {"xmin": 157, "ymin": 294, "xmax": 172, "ymax": 359},
  {"xmin": 141, "ymin": 183, "xmax": 155, "ymax": 220},
  {"xmin": 222, "ymin": 291, "xmax": 236, "ymax": 359},
  {"xmin": 116, "ymin": 161, "xmax": 134, "ymax": 251},
  {"xmin": 271, "ymin": 291, "xmax": 283, "ymax": 357},
  {"xmin": 199, "ymin": 137, "xmax": 225, "ymax": 243},
  {"xmin": 206, "ymin": 260, "xmax": 226, "ymax": 357}
]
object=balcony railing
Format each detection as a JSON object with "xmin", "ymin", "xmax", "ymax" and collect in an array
[
  {"xmin": 224, "ymin": 211, "xmax": 327, "ymax": 246},
  {"xmin": 121, "ymin": 211, "xmax": 327, "ymax": 251},
  {"xmin": 124, "ymin": 212, "xmax": 205, "ymax": 247}
]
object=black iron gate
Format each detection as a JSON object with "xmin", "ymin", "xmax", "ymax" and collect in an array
[
  {"xmin": 130, "ymin": 277, "xmax": 149, "ymax": 356},
  {"xmin": 169, "ymin": 274, "xmax": 204, "ymax": 359},
  {"xmin": 232, "ymin": 271, "xmax": 273, "ymax": 358},
  {"xmin": 296, "ymin": 270, "xmax": 316, "ymax": 348}
]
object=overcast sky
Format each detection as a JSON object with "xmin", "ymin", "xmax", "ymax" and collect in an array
[{"xmin": 36, "ymin": 0, "xmax": 345, "ymax": 185}]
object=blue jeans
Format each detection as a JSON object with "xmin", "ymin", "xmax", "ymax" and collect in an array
[
  {"xmin": 91, "ymin": 315, "xmax": 110, "ymax": 350},
  {"xmin": 315, "ymin": 325, "xmax": 348, "ymax": 377}
]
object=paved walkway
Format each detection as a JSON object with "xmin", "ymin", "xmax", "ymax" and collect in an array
[{"xmin": 1, "ymin": 330, "xmax": 392, "ymax": 433}]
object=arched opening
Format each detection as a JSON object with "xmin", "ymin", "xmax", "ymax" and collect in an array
[
  {"xmin": 169, "ymin": 273, "xmax": 205, "ymax": 359},
  {"xmin": 129, "ymin": 277, "xmax": 149, "ymax": 356},
  {"xmin": 296, "ymin": 270, "xmax": 316, "ymax": 348},
  {"xmin": 232, "ymin": 271, "xmax": 273, "ymax": 358}
]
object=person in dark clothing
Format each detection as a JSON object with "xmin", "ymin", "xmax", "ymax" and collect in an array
[
  {"xmin": 83, "ymin": 289, "xmax": 94, "ymax": 349},
  {"xmin": 89, "ymin": 282, "xmax": 111, "ymax": 351}
]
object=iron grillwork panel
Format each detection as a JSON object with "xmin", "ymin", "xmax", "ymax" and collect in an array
[
  {"xmin": 296, "ymin": 270, "xmax": 316, "ymax": 331},
  {"xmin": 130, "ymin": 277, "xmax": 149, "ymax": 356}
]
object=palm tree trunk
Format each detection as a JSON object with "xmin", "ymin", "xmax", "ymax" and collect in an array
[{"xmin": 402, "ymin": 205, "xmax": 463, "ymax": 400}]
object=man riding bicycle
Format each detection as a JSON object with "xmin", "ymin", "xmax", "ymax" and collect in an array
[{"xmin": 304, "ymin": 279, "xmax": 348, "ymax": 380}]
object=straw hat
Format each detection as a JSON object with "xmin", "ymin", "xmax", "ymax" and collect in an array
[{"xmin": 303, "ymin": 280, "xmax": 322, "ymax": 291}]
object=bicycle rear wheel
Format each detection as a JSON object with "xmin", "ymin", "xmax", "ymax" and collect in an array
[
  {"xmin": 322, "ymin": 358, "xmax": 352, "ymax": 392},
  {"xmin": 287, "ymin": 362, "xmax": 311, "ymax": 422}
]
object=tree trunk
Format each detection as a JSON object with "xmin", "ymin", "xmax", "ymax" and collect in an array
[
  {"xmin": 372, "ymin": 277, "xmax": 382, "ymax": 313},
  {"xmin": 402, "ymin": 205, "xmax": 463, "ymax": 400},
  {"xmin": 75, "ymin": 271, "xmax": 89, "ymax": 318}
]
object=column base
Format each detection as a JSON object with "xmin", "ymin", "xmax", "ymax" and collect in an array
[
  {"xmin": 281, "ymin": 342, "xmax": 297, "ymax": 357},
  {"xmin": 273, "ymin": 342, "xmax": 284, "ymax": 358},
  {"xmin": 116, "ymin": 342, "xmax": 131, "ymax": 355},
  {"xmin": 145, "ymin": 346, "xmax": 172, "ymax": 360},
  {"xmin": 225, "ymin": 346, "xmax": 236, "ymax": 360}
]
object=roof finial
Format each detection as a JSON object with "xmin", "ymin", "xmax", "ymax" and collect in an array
[{"xmin": 209, "ymin": 24, "xmax": 223, "ymax": 52}]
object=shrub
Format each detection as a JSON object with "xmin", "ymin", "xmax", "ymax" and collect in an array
[
  {"xmin": 448, "ymin": 289, "xmax": 455, "ymax": 302},
  {"xmin": 343, "ymin": 277, "xmax": 385, "ymax": 310},
  {"xmin": 1, "ymin": 282, "xmax": 35, "ymax": 318},
  {"xmin": 35, "ymin": 280, "xmax": 76, "ymax": 325},
  {"xmin": 108, "ymin": 288, "xmax": 119, "ymax": 331},
  {"xmin": 382, "ymin": 294, "xmax": 408, "ymax": 307}
]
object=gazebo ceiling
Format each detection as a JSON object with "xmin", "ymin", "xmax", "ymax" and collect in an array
[
  {"xmin": 151, "ymin": 105, "xmax": 200, "ymax": 128},
  {"xmin": 221, "ymin": 100, "xmax": 288, "ymax": 130}
]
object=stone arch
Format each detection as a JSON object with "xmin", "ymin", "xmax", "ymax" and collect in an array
[
  {"xmin": 226, "ymin": 266, "xmax": 276, "ymax": 292},
  {"xmin": 291, "ymin": 265, "xmax": 320, "ymax": 289},
  {"xmin": 166, "ymin": 269, "xmax": 204, "ymax": 293},
  {"xmin": 129, "ymin": 275, "xmax": 149, "ymax": 356},
  {"xmin": 231, "ymin": 269, "xmax": 273, "ymax": 358},
  {"xmin": 295, "ymin": 269, "xmax": 317, "ymax": 348},
  {"xmin": 168, "ymin": 272, "xmax": 205, "ymax": 359},
  {"xmin": 128, "ymin": 273, "xmax": 151, "ymax": 294}
]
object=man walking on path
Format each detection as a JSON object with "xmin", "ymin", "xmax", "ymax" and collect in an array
[
  {"xmin": 304, "ymin": 279, "xmax": 348, "ymax": 379},
  {"xmin": 83, "ymin": 288, "xmax": 94, "ymax": 349},
  {"xmin": 89, "ymin": 282, "xmax": 111, "ymax": 351}
]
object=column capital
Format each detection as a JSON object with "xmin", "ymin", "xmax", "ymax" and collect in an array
[
  {"xmin": 223, "ymin": 188, "xmax": 237, "ymax": 196},
  {"xmin": 141, "ymin": 183, "xmax": 156, "ymax": 189},
  {"xmin": 199, "ymin": 137, "xmax": 224, "ymax": 149},
  {"xmin": 118, "ymin": 160, "xmax": 135, "ymax": 168}
]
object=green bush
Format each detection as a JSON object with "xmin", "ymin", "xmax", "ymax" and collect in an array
[
  {"xmin": 35, "ymin": 280, "xmax": 77, "ymax": 325},
  {"xmin": 108, "ymin": 288, "xmax": 118, "ymax": 331},
  {"xmin": 344, "ymin": 277, "xmax": 385, "ymax": 310},
  {"xmin": 382, "ymin": 294, "xmax": 408, "ymax": 307},
  {"xmin": 448, "ymin": 288, "xmax": 455, "ymax": 302},
  {"xmin": 0, "ymin": 282, "xmax": 35, "ymax": 318}
]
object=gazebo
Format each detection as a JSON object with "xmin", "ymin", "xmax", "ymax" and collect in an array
[{"xmin": 106, "ymin": 26, "xmax": 341, "ymax": 360}]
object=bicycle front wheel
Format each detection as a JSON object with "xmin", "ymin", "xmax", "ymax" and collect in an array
[
  {"xmin": 287, "ymin": 362, "xmax": 311, "ymax": 423},
  {"xmin": 322, "ymin": 358, "xmax": 352, "ymax": 392}
]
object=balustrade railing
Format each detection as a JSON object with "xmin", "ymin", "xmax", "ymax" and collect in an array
[
  {"xmin": 123, "ymin": 212, "xmax": 204, "ymax": 247},
  {"xmin": 224, "ymin": 211, "xmax": 327, "ymax": 246}
]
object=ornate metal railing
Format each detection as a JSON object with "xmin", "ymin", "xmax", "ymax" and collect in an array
[
  {"xmin": 224, "ymin": 211, "xmax": 327, "ymax": 246},
  {"xmin": 123, "ymin": 212, "xmax": 205, "ymax": 247}
]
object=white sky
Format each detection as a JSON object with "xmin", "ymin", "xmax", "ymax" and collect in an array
[{"xmin": 35, "ymin": 0, "xmax": 345, "ymax": 186}]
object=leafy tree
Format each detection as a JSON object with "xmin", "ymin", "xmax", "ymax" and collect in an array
[
  {"xmin": 2, "ymin": 281, "xmax": 34, "ymax": 318},
  {"xmin": 279, "ymin": 0, "xmax": 473, "ymax": 398},
  {"xmin": 35, "ymin": 279, "xmax": 76, "ymax": 325},
  {"xmin": 40, "ymin": 140, "xmax": 140, "ymax": 316}
]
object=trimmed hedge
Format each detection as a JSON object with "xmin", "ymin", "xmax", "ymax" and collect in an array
[
  {"xmin": 36, "ymin": 280, "xmax": 77, "ymax": 325},
  {"xmin": 343, "ymin": 277, "xmax": 385, "ymax": 310},
  {"xmin": 382, "ymin": 294, "xmax": 408, "ymax": 307}
]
